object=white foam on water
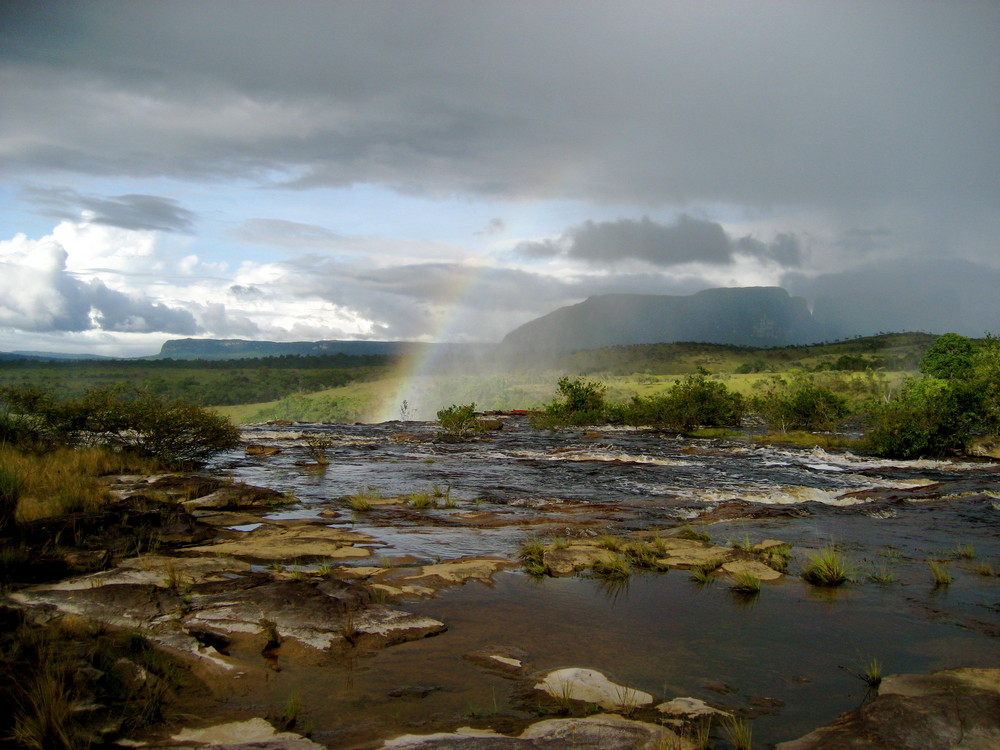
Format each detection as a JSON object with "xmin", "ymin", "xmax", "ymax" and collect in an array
[
  {"xmin": 509, "ymin": 446, "xmax": 695, "ymax": 467},
  {"xmin": 683, "ymin": 485, "xmax": 866, "ymax": 507}
]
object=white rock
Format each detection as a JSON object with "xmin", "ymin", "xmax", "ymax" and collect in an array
[{"xmin": 535, "ymin": 667, "xmax": 654, "ymax": 711}]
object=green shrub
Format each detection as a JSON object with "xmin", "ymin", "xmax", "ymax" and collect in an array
[
  {"xmin": 865, "ymin": 377, "xmax": 984, "ymax": 458},
  {"xmin": 920, "ymin": 332, "xmax": 976, "ymax": 380},
  {"xmin": 437, "ymin": 402, "xmax": 481, "ymax": 437},
  {"xmin": 538, "ymin": 377, "xmax": 607, "ymax": 427},
  {"xmin": 619, "ymin": 375, "xmax": 744, "ymax": 431},
  {"xmin": 0, "ymin": 384, "xmax": 241, "ymax": 466},
  {"xmin": 753, "ymin": 376, "xmax": 849, "ymax": 432}
]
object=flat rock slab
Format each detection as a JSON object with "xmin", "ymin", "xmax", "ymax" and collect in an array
[
  {"xmin": 170, "ymin": 717, "xmax": 324, "ymax": 748},
  {"xmin": 402, "ymin": 558, "xmax": 515, "ymax": 586},
  {"xmin": 543, "ymin": 545, "xmax": 610, "ymax": 575},
  {"xmin": 12, "ymin": 554, "xmax": 253, "ymax": 591},
  {"xmin": 720, "ymin": 559, "xmax": 784, "ymax": 581},
  {"xmin": 653, "ymin": 539, "xmax": 735, "ymax": 570},
  {"xmin": 381, "ymin": 714, "xmax": 694, "ymax": 749},
  {"xmin": 183, "ymin": 578, "xmax": 444, "ymax": 651},
  {"xmin": 534, "ymin": 667, "xmax": 654, "ymax": 711},
  {"xmin": 187, "ymin": 523, "xmax": 375, "ymax": 562},
  {"xmin": 464, "ymin": 645, "xmax": 530, "ymax": 676},
  {"xmin": 657, "ymin": 696, "xmax": 731, "ymax": 719},
  {"xmin": 776, "ymin": 667, "xmax": 1000, "ymax": 750}
]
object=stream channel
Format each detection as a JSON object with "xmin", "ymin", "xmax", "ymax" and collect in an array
[{"xmin": 212, "ymin": 416, "xmax": 1000, "ymax": 748}]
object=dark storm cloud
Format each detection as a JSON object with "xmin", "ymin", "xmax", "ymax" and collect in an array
[
  {"xmin": 517, "ymin": 216, "xmax": 802, "ymax": 268},
  {"xmin": 784, "ymin": 259, "xmax": 1000, "ymax": 339},
  {"xmin": 23, "ymin": 187, "xmax": 197, "ymax": 232},
  {"xmin": 1, "ymin": 2, "xmax": 997, "ymax": 215},
  {"xmin": 228, "ymin": 284, "xmax": 266, "ymax": 300}
]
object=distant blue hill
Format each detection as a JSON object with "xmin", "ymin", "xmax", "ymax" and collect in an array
[
  {"xmin": 6, "ymin": 350, "xmax": 115, "ymax": 361},
  {"xmin": 152, "ymin": 338, "xmax": 483, "ymax": 360}
]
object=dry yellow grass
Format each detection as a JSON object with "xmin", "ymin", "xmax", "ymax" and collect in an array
[{"xmin": 1, "ymin": 446, "xmax": 161, "ymax": 522}]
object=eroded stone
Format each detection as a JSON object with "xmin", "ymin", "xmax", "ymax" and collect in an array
[{"xmin": 534, "ymin": 668, "xmax": 654, "ymax": 711}]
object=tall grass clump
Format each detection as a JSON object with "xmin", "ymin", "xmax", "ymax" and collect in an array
[
  {"xmin": 949, "ymin": 543, "xmax": 975, "ymax": 559},
  {"xmin": 592, "ymin": 553, "xmax": 632, "ymax": 580},
  {"xmin": 518, "ymin": 538, "xmax": 547, "ymax": 577},
  {"xmin": 11, "ymin": 659, "xmax": 84, "ymax": 750},
  {"xmin": 721, "ymin": 714, "xmax": 753, "ymax": 750},
  {"xmin": 859, "ymin": 657, "xmax": 883, "ymax": 691},
  {"xmin": 928, "ymin": 560, "xmax": 953, "ymax": 586},
  {"xmin": 2, "ymin": 446, "xmax": 162, "ymax": 522},
  {"xmin": 0, "ymin": 462, "xmax": 25, "ymax": 535},
  {"xmin": 801, "ymin": 546, "xmax": 852, "ymax": 586},
  {"xmin": 675, "ymin": 526, "xmax": 711, "ymax": 543},
  {"xmin": 730, "ymin": 570, "xmax": 762, "ymax": 593}
]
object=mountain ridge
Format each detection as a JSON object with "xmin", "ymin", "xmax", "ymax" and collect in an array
[{"xmin": 501, "ymin": 286, "xmax": 824, "ymax": 351}]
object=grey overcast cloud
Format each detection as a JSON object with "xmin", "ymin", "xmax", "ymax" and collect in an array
[{"xmin": 1, "ymin": 1, "xmax": 998, "ymax": 355}]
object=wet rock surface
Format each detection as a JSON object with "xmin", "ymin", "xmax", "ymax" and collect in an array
[
  {"xmin": 776, "ymin": 668, "xmax": 1000, "ymax": 750},
  {"xmin": 379, "ymin": 714, "xmax": 693, "ymax": 749}
]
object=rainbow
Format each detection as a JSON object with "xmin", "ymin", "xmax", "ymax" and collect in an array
[{"xmin": 374, "ymin": 261, "xmax": 491, "ymax": 422}]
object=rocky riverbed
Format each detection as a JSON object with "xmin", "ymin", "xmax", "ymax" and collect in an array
[{"xmin": 3, "ymin": 415, "xmax": 999, "ymax": 748}]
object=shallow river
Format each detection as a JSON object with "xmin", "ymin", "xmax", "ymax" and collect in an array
[{"xmin": 212, "ymin": 417, "xmax": 1000, "ymax": 748}]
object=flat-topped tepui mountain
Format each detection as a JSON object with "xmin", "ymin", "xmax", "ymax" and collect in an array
[{"xmin": 501, "ymin": 286, "xmax": 823, "ymax": 351}]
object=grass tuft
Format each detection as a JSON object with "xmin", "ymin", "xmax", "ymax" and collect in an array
[
  {"xmin": 801, "ymin": 545, "xmax": 852, "ymax": 586},
  {"xmin": 721, "ymin": 714, "xmax": 753, "ymax": 750},
  {"xmin": 592, "ymin": 553, "xmax": 632, "ymax": 580},
  {"xmin": 928, "ymin": 560, "xmax": 953, "ymax": 586},
  {"xmin": 675, "ymin": 526, "xmax": 711, "ymax": 543},
  {"xmin": 949, "ymin": 543, "xmax": 975, "ymax": 559},
  {"xmin": 598, "ymin": 534, "xmax": 623, "ymax": 551},
  {"xmin": 867, "ymin": 563, "xmax": 895, "ymax": 584},
  {"xmin": 407, "ymin": 492, "xmax": 435, "ymax": 509},
  {"xmin": 518, "ymin": 538, "xmax": 547, "ymax": 577},
  {"xmin": 973, "ymin": 561, "xmax": 995, "ymax": 577},
  {"xmin": 730, "ymin": 570, "xmax": 762, "ymax": 593}
]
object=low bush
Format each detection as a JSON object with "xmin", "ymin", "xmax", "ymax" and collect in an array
[
  {"xmin": 753, "ymin": 375, "xmax": 850, "ymax": 432},
  {"xmin": 536, "ymin": 377, "xmax": 607, "ymax": 427},
  {"xmin": 437, "ymin": 402, "xmax": 482, "ymax": 438},
  {"xmin": 865, "ymin": 377, "xmax": 984, "ymax": 458},
  {"xmin": 0, "ymin": 385, "xmax": 241, "ymax": 466},
  {"xmin": 622, "ymin": 375, "xmax": 744, "ymax": 432}
]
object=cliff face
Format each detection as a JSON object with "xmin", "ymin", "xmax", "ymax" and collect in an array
[{"xmin": 501, "ymin": 287, "xmax": 822, "ymax": 351}]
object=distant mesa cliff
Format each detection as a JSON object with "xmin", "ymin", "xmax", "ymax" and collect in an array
[{"xmin": 502, "ymin": 287, "xmax": 823, "ymax": 351}]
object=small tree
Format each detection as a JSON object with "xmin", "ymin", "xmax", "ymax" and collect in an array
[
  {"xmin": 865, "ymin": 377, "xmax": 984, "ymax": 458},
  {"xmin": 625, "ymin": 375, "xmax": 744, "ymax": 431},
  {"xmin": 920, "ymin": 333, "xmax": 977, "ymax": 380},
  {"xmin": 541, "ymin": 377, "xmax": 607, "ymax": 426},
  {"xmin": 753, "ymin": 375, "xmax": 849, "ymax": 432}
]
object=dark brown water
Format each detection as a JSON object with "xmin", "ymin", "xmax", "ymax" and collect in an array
[{"xmin": 211, "ymin": 418, "xmax": 1000, "ymax": 748}]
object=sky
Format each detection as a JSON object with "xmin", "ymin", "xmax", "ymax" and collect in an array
[{"xmin": 1, "ymin": 1, "xmax": 998, "ymax": 357}]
